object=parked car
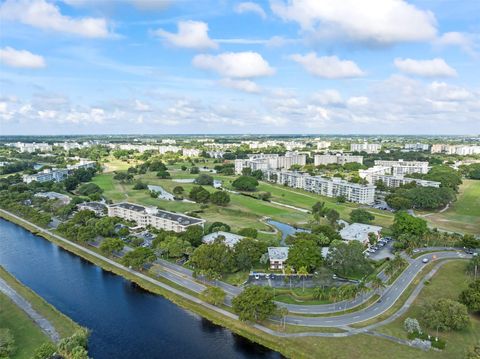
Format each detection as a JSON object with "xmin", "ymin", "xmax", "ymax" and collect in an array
[{"xmin": 422, "ymin": 258, "xmax": 429, "ymax": 263}]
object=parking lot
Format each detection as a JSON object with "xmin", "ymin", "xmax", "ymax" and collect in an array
[{"xmin": 365, "ymin": 237, "xmax": 395, "ymax": 261}]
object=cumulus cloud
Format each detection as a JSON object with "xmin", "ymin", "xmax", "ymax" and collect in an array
[
  {"xmin": 235, "ymin": 2, "xmax": 267, "ymax": 19},
  {"xmin": 290, "ymin": 53, "xmax": 364, "ymax": 79},
  {"xmin": 154, "ymin": 20, "xmax": 218, "ymax": 50},
  {"xmin": 434, "ymin": 32, "xmax": 478, "ymax": 57},
  {"xmin": 271, "ymin": 0, "xmax": 437, "ymax": 45},
  {"xmin": 0, "ymin": 47, "xmax": 45, "ymax": 68},
  {"xmin": 219, "ymin": 78, "xmax": 261, "ymax": 93},
  {"xmin": 311, "ymin": 89, "xmax": 343, "ymax": 105},
  {"xmin": 394, "ymin": 58, "xmax": 457, "ymax": 77},
  {"xmin": 193, "ymin": 51, "xmax": 275, "ymax": 78},
  {"xmin": 0, "ymin": 0, "xmax": 110, "ymax": 38}
]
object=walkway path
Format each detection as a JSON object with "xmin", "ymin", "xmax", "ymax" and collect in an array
[{"xmin": 0, "ymin": 275, "xmax": 60, "ymax": 343}]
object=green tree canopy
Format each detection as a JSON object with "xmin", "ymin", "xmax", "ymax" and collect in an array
[
  {"xmin": 121, "ymin": 247, "xmax": 156, "ymax": 270},
  {"xmin": 287, "ymin": 239, "xmax": 322, "ymax": 272},
  {"xmin": 99, "ymin": 237, "xmax": 124, "ymax": 256},
  {"xmin": 231, "ymin": 176, "xmax": 259, "ymax": 191},
  {"xmin": 459, "ymin": 280, "xmax": 480, "ymax": 313},
  {"xmin": 421, "ymin": 298, "xmax": 470, "ymax": 331},
  {"xmin": 392, "ymin": 211, "xmax": 428, "ymax": 239},
  {"xmin": 201, "ymin": 286, "xmax": 226, "ymax": 306},
  {"xmin": 327, "ymin": 241, "xmax": 373, "ymax": 278},
  {"xmin": 210, "ymin": 191, "xmax": 230, "ymax": 206},
  {"xmin": 350, "ymin": 208, "xmax": 375, "ymax": 224},
  {"xmin": 232, "ymin": 286, "xmax": 276, "ymax": 322},
  {"xmin": 190, "ymin": 242, "xmax": 234, "ymax": 277}
]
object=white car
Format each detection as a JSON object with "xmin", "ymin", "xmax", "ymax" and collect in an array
[{"xmin": 422, "ymin": 258, "xmax": 429, "ymax": 263}]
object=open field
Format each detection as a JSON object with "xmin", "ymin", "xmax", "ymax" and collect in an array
[
  {"xmin": 0, "ymin": 267, "xmax": 81, "ymax": 359},
  {"xmin": 423, "ymin": 179, "xmax": 480, "ymax": 234},
  {"xmin": 376, "ymin": 261, "xmax": 480, "ymax": 359}
]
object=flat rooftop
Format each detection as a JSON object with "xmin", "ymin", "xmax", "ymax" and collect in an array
[{"xmin": 268, "ymin": 247, "xmax": 289, "ymax": 261}]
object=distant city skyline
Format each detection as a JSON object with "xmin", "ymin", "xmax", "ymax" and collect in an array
[{"xmin": 1, "ymin": 0, "xmax": 479, "ymax": 135}]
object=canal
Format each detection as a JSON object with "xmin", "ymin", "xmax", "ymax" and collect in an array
[{"xmin": 0, "ymin": 218, "xmax": 281, "ymax": 359}]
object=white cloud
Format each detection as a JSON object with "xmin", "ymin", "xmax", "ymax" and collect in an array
[
  {"xmin": 193, "ymin": 51, "xmax": 275, "ymax": 78},
  {"xmin": 0, "ymin": 0, "xmax": 110, "ymax": 38},
  {"xmin": 434, "ymin": 32, "xmax": 478, "ymax": 57},
  {"xmin": 154, "ymin": 20, "xmax": 218, "ymax": 50},
  {"xmin": 134, "ymin": 100, "xmax": 151, "ymax": 112},
  {"xmin": 271, "ymin": 0, "xmax": 437, "ymax": 45},
  {"xmin": 290, "ymin": 53, "xmax": 364, "ymax": 79},
  {"xmin": 394, "ymin": 58, "xmax": 457, "ymax": 77},
  {"xmin": 219, "ymin": 78, "xmax": 261, "ymax": 93},
  {"xmin": 235, "ymin": 2, "xmax": 267, "ymax": 19},
  {"xmin": 261, "ymin": 115, "xmax": 288, "ymax": 126},
  {"xmin": 347, "ymin": 96, "xmax": 369, "ymax": 107},
  {"xmin": 312, "ymin": 90, "xmax": 343, "ymax": 105},
  {"xmin": 0, "ymin": 47, "xmax": 45, "ymax": 68}
]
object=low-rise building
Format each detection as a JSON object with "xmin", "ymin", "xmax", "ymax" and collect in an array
[
  {"xmin": 34, "ymin": 192, "xmax": 71, "ymax": 205},
  {"xmin": 316, "ymin": 141, "xmax": 331, "ymax": 150},
  {"xmin": 268, "ymin": 247, "xmax": 289, "ymax": 270},
  {"xmin": 339, "ymin": 223, "xmax": 382, "ymax": 246},
  {"xmin": 183, "ymin": 148, "xmax": 201, "ymax": 157},
  {"xmin": 107, "ymin": 202, "xmax": 205, "ymax": 232},
  {"xmin": 404, "ymin": 143, "xmax": 429, "ymax": 151},
  {"xmin": 314, "ymin": 154, "xmax": 363, "ymax": 166},
  {"xmin": 9, "ymin": 142, "xmax": 52, "ymax": 153},
  {"xmin": 77, "ymin": 202, "xmax": 107, "ymax": 216},
  {"xmin": 234, "ymin": 152, "xmax": 306, "ymax": 174},
  {"xmin": 23, "ymin": 168, "xmax": 69, "ymax": 183},
  {"xmin": 350, "ymin": 142, "xmax": 381, "ymax": 154},
  {"xmin": 202, "ymin": 231, "xmax": 244, "ymax": 247},
  {"xmin": 207, "ymin": 151, "xmax": 225, "ymax": 158},
  {"xmin": 67, "ymin": 159, "xmax": 96, "ymax": 171}
]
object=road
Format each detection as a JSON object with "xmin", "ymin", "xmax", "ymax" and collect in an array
[
  {"xmin": 1, "ymin": 209, "xmax": 471, "ymax": 338},
  {"xmin": 0, "ymin": 275, "xmax": 60, "ymax": 342}
]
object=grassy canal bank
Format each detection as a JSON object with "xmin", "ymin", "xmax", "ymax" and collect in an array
[{"xmin": 0, "ymin": 266, "xmax": 81, "ymax": 359}]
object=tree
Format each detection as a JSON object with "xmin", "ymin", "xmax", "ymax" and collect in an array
[
  {"xmin": 133, "ymin": 181, "xmax": 148, "ymax": 190},
  {"xmin": 297, "ymin": 266, "xmax": 309, "ymax": 292},
  {"xmin": 466, "ymin": 341, "xmax": 480, "ymax": 359},
  {"xmin": 233, "ymin": 237, "xmax": 265, "ymax": 271},
  {"xmin": 368, "ymin": 232, "xmax": 378, "ymax": 246},
  {"xmin": 190, "ymin": 242, "xmax": 234, "ymax": 277},
  {"xmin": 64, "ymin": 176, "xmax": 80, "ymax": 191},
  {"xmin": 467, "ymin": 256, "xmax": 480, "ymax": 279},
  {"xmin": 459, "ymin": 280, "xmax": 480, "ymax": 313},
  {"xmin": 182, "ymin": 225, "xmax": 204, "ymax": 247},
  {"xmin": 238, "ymin": 227, "xmax": 258, "ymax": 238},
  {"xmin": 232, "ymin": 286, "xmax": 276, "ymax": 322},
  {"xmin": 77, "ymin": 182, "xmax": 103, "ymax": 196},
  {"xmin": 210, "ymin": 191, "xmax": 230, "ymax": 206},
  {"xmin": 201, "ymin": 286, "xmax": 226, "ymax": 306},
  {"xmin": 195, "ymin": 174, "xmax": 214, "ymax": 186},
  {"xmin": 173, "ymin": 186, "xmax": 184, "ymax": 196},
  {"xmin": 311, "ymin": 224, "xmax": 342, "ymax": 241},
  {"xmin": 326, "ymin": 209, "xmax": 340, "ymax": 226},
  {"xmin": 284, "ymin": 265, "xmax": 294, "ymax": 288},
  {"xmin": 190, "ymin": 166, "xmax": 200, "ymax": 174},
  {"xmin": 231, "ymin": 176, "xmax": 259, "ymax": 191},
  {"xmin": 189, "ymin": 186, "xmax": 210, "ymax": 203},
  {"xmin": 121, "ymin": 247, "xmax": 156, "ymax": 270},
  {"xmin": 312, "ymin": 201, "xmax": 328, "ymax": 220},
  {"xmin": 207, "ymin": 221, "xmax": 231, "ymax": 233},
  {"xmin": 421, "ymin": 298, "xmax": 470, "ymax": 333},
  {"xmin": 33, "ymin": 342, "xmax": 56, "ymax": 359},
  {"xmin": 0, "ymin": 328, "xmax": 15, "ymax": 358},
  {"xmin": 386, "ymin": 195, "xmax": 413, "ymax": 210},
  {"xmin": 463, "ymin": 234, "xmax": 480, "ymax": 249},
  {"xmin": 392, "ymin": 211, "xmax": 428, "ymax": 239},
  {"xmin": 157, "ymin": 236, "xmax": 192, "ymax": 258},
  {"xmin": 371, "ymin": 277, "xmax": 385, "ymax": 295},
  {"xmin": 327, "ymin": 241, "xmax": 373, "ymax": 278},
  {"xmin": 99, "ymin": 237, "xmax": 124, "ymax": 256},
  {"xmin": 287, "ymin": 239, "xmax": 321, "ymax": 272},
  {"xmin": 156, "ymin": 169, "xmax": 170, "ymax": 179},
  {"xmin": 277, "ymin": 307, "xmax": 289, "ymax": 330},
  {"xmin": 350, "ymin": 208, "xmax": 375, "ymax": 224},
  {"xmin": 404, "ymin": 317, "xmax": 422, "ymax": 334}
]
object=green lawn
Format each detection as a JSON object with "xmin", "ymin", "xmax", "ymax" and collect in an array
[
  {"xmin": 423, "ymin": 179, "xmax": 480, "ymax": 234},
  {"xmin": 377, "ymin": 261, "xmax": 480, "ymax": 359}
]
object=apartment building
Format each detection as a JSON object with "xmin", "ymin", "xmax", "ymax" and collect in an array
[
  {"xmin": 404, "ymin": 143, "xmax": 429, "ymax": 151},
  {"xmin": 268, "ymin": 247, "xmax": 289, "ymax": 270},
  {"xmin": 431, "ymin": 144, "xmax": 480, "ymax": 155},
  {"xmin": 371, "ymin": 175, "xmax": 440, "ymax": 188},
  {"xmin": 316, "ymin": 141, "xmax": 331, "ymax": 150},
  {"xmin": 107, "ymin": 202, "xmax": 205, "ymax": 233},
  {"xmin": 9, "ymin": 142, "xmax": 52, "ymax": 153},
  {"xmin": 67, "ymin": 159, "xmax": 96, "ymax": 171},
  {"xmin": 23, "ymin": 168, "xmax": 69, "ymax": 183},
  {"xmin": 158, "ymin": 145, "xmax": 181, "ymax": 154},
  {"xmin": 206, "ymin": 151, "xmax": 225, "ymax": 158},
  {"xmin": 234, "ymin": 152, "xmax": 306, "ymax": 174},
  {"xmin": 374, "ymin": 160, "xmax": 429, "ymax": 175},
  {"xmin": 359, "ymin": 166, "xmax": 391, "ymax": 183},
  {"xmin": 183, "ymin": 148, "xmax": 201, "ymax": 157},
  {"xmin": 350, "ymin": 142, "xmax": 381, "ymax": 154},
  {"xmin": 314, "ymin": 154, "xmax": 363, "ymax": 166},
  {"xmin": 264, "ymin": 170, "xmax": 376, "ymax": 204}
]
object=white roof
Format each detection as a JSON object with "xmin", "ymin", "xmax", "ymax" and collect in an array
[
  {"xmin": 268, "ymin": 247, "xmax": 289, "ymax": 261},
  {"xmin": 339, "ymin": 223, "xmax": 382, "ymax": 243},
  {"xmin": 202, "ymin": 231, "xmax": 244, "ymax": 247}
]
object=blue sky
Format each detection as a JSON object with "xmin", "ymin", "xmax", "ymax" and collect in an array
[{"xmin": 0, "ymin": 0, "xmax": 479, "ymax": 135}]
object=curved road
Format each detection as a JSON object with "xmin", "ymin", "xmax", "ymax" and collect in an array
[{"xmin": 284, "ymin": 250, "xmax": 471, "ymax": 327}]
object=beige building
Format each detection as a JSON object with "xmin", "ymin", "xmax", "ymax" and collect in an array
[
  {"xmin": 107, "ymin": 202, "xmax": 205, "ymax": 232},
  {"xmin": 314, "ymin": 154, "xmax": 363, "ymax": 166}
]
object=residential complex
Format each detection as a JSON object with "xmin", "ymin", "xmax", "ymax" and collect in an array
[
  {"xmin": 359, "ymin": 164, "xmax": 440, "ymax": 188},
  {"xmin": 315, "ymin": 141, "xmax": 331, "ymax": 150},
  {"xmin": 107, "ymin": 202, "xmax": 205, "ymax": 232},
  {"xmin": 268, "ymin": 247, "xmax": 289, "ymax": 270},
  {"xmin": 339, "ymin": 223, "xmax": 382, "ymax": 246},
  {"xmin": 263, "ymin": 170, "xmax": 376, "ymax": 204},
  {"xmin": 182, "ymin": 148, "xmax": 201, "ymax": 157},
  {"xmin": 8, "ymin": 142, "xmax": 53, "ymax": 153},
  {"xmin": 314, "ymin": 154, "xmax": 363, "ymax": 166},
  {"xmin": 404, "ymin": 143, "xmax": 429, "ymax": 151},
  {"xmin": 431, "ymin": 144, "xmax": 480, "ymax": 155},
  {"xmin": 373, "ymin": 160, "xmax": 429, "ymax": 175},
  {"xmin": 202, "ymin": 231, "xmax": 244, "ymax": 247},
  {"xmin": 77, "ymin": 202, "xmax": 107, "ymax": 216},
  {"xmin": 350, "ymin": 142, "xmax": 381, "ymax": 154},
  {"xmin": 234, "ymin": 152, "xmax": 306, "ymax": 174},
  {"xmin": 22, "ymin": 160, "xmax": 96, "ymax": 184}
]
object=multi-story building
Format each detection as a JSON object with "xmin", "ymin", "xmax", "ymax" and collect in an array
[
  {"xmin": 314, "ymin": 154, "xmax": 363, "ymax": 166},
  {"xmin": 77, "ymin": 202, "xmax": 107, "ymax": 216},
  {"xmin": 23, "ymin": 168, "xmax": 69, "ymax": 183},
  {"xmin": 158, "ymin": 145, "xmax": 181, "ymax": 154},
  {"xmin": 263, "ymin": 170, "xmax": 376, "ymax": 204},
  {"xmin": 268, "ymin": 247, "xmax": 289, "ymax": 270},
  {"xmin": 359, "ymin": 166, "xmax": 391, "ymax": 183},
  {"xmin": 404, "ymin": 143, "xmax": 429, "ymax": 151},
  {"xmin": 374, "ymin": 160, "xmax": 429, "ymax": 175},
  {"xmin": 9, "ymin": 142, "xmax": 52, "ymax": 153},
  {"xmin": 370, "ymin": 175, "xmax": 440, "ymax": 188},
  {"xmin": 67, "ymin": 159, "xmax": 96, "ymax": 171},
  {"xmin": 316, "ymin": 141, "xmax": 331, "ymax": 150},
  {"xmin": 107, "ymin": 202, "xmax": 205, "ymax": 233},
  {"xmin": 350, "ymin": 142, "xmax": 381, "ymax": 154},
  {"xmin": 182, "ymin": 148, "xmax": 201, "ymax": 157},
  {"xmin": 431, "ymin": 144, "xmax": 480, "ymax": 155},
  {"xmin": 207, "ymin": 151, "xmax": 225, "ymax": 159},
  {"xmin": 234, "ymin": 152, "xmax": 306, "ymax": 174}
]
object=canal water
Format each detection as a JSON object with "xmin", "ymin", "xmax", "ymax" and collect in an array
[{"xmin": 0, "ymin": 219, "xmax": 281, "ymax": 359}]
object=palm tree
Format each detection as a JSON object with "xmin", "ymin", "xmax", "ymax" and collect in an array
[
  {"xmin": 297, "ymin": 266, "xmax": 309, "ymax": 292},
  {"xmin": 277, "ymin": 307, "xmax": 289, "ymax": 330},
  {"xmin": 357, "ymin": 281, "xmax": 368, "ymax": 300},
  {"xmin": 329, "ymin": 286, "xmax": 338, "ymax": 310},
  {"xmin": 371, "ymin": 277, "xmax": 385, "ymax": 295},
  {"xmin": 284, "ymin": 265, "xmax": 294, "ymax": 289}
]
